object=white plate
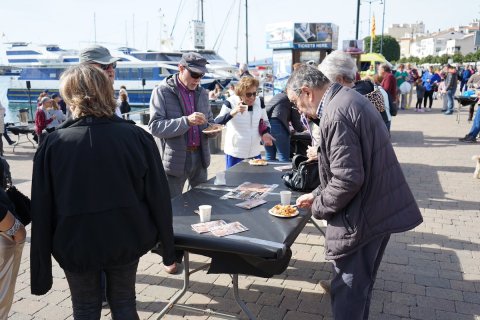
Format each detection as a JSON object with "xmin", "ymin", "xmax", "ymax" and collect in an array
[
  {"xmin": 249, "ymin": 159, "xmax": 268, "ymax": 166},
  {"xmin": 268, "ymin": 208, "xmax": 299, "ymax": 218},
  {"xmin": 202, "ymin": 125, "xmax": 224, "ymax": 134}
]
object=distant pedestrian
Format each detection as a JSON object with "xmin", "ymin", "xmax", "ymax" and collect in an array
[
  {"xmin": 395, "ymin": 64, "xmax": 408, "ymax": 110},
  {"xmin": 119, "ymin": 92, "xmax": 131, "ymax": 119},
  {"xmin": 51, "ymin": 93, "xmax": 67, "ymax": 115},
  {"xmin": 46, "ymin": 99, "xmax": 66, "ymax": 130},
  {"xmin": 238, "ymin": 63, "xmax": 253, "ymax": 78},
  {"xmin": 34, "ymin": 97, "xmax": 55, "ymax": 144},
  {"xmin": 406, "ymin": 63, "xmax": 420, "ymax": 108},
  {"xmin": 415, "ymin": 79, "xmax": 425, "ymax": 112},
  {"xmin": 444, "ymin": 64, "xmax": 458, "ymax": 115}
]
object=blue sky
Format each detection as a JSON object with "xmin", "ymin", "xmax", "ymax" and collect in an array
[{"xmin": 0, "ymin": 0, "xmax": 478, "ymax": 64}]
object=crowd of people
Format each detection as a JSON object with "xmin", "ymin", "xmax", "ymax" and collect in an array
[{"xmin": 3, "ymin": 42, "xmax": 480, "ymax": 320}]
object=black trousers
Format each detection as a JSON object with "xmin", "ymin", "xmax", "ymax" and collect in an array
[
  {"xmin": 331, "ymin": 234, "xmax": 391, "ymax": 320},
  {"xmin": 64, "ymin": 260, "xmax": 140, "ymax": 320},
  {"xmin": 424, "ymin": 90, "xmax": 434, "ymax": 108}
]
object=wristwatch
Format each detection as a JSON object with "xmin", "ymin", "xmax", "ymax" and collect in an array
[{"xmin": 5, "ymin": 218, "xmax": 22, "ymax": 237}]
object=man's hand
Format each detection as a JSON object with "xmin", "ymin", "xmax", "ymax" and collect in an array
[
  {"xmin": 187, "ymin": 112, "xmax": 207, "ymax": 126},
  {"xmin": 306, "ymin": 145, "xmax": 318, "ymax": 161},
  {"xmin": 261, "ymin": 133, "xmax": 275, "ymax": 146},
  {"xmin": 296, "ymin": 193, "xmax": 315, "ymax": 209}
]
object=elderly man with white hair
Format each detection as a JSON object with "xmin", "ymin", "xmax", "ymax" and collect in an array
[{"xmin": 318, "ymin": 50, "xmax": 357, "ymax": 87}]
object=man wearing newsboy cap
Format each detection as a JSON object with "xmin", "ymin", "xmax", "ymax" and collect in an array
[
  {"xmin": 149, "ymin": 52, "xmax": 216, "ymax": 198},
  {"xmin": 149, "ymin": 52, "xmax": 217, "ymax": 274},
  {"xmin": 79, "ymin": 45, "xmax": 122, "ymax": 117}
]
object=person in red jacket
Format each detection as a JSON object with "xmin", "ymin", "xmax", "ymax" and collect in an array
[
  {"xmin": 379, "ymin": 63, "xmax": 397, "ymax": 100},
  {"xmin": 34, "ymin": 97, "xmax": 56, "ymax": 145}
]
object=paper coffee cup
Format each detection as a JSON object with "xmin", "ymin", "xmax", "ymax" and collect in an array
[
  {"xmin": 280, "ymin": 191, "xmax": 292, "ymax": 205},
  {"xmin": 215, "ymin": 171, "xmax": 226, "ymax": 185},
  {"xmin": 199, "ymin": 205, "xmax": 212, "ymax": 222}
]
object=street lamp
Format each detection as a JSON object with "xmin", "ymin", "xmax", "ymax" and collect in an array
[
  {"xmin": 380, "ymin": 0, "xmax": 386, "ymax": 54},
  {"xmin": 355, "ymin": 0, "xmax": 383, "ymax": 45}
]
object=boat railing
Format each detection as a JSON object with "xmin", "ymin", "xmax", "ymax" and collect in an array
[{"xmin": 120, "ymin": 107, "xmax": 150, "ymax": 125}]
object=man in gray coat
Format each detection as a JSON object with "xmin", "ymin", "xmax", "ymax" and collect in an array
[
  {"xmin": 149, "ymin": 52, "xmax": 216, "ymax": 199},
  {"xmin": 289, "ymin": 65, "xmax": 422, "ymax": 320}
]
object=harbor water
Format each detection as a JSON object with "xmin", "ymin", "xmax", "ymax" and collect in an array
[{"xmin": 0, "ymin": 77, "xmax": 148, "ymax": 124}]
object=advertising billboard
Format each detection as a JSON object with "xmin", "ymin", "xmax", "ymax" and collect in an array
[
  {"xmin": 293, "ymin": 23, "xmax": 338, "ymax": 49},
  {"xmin": 342, "ymin": 40, "xmax": 364, "ymax": 53},
  {"xmin": 272, "ymin": 50, "xmax": 293, "ymax": 94},
  {"xmin": 266, "ymin": 22, "xmax": 294, "ymax": 49}
]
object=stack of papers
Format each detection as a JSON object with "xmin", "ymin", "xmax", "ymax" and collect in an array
[
  {"xmin": 191, "ymin": 220, "xmax": 249, "ymax": 237},
  {"xmin": 273, "ymin": 165, "xmax": 292, "ymax": 172},
  {"xmin": 221, "ymin": 182, "xmax": 278, "ymax": 200}
]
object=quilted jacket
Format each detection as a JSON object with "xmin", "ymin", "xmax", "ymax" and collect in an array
[
  {"xmin": 312, "ymin": 84, "xmax": 422, "ymax": 260},
  {"xmin": 149, "ymin": 74, "xmax": 214, "ymax": 177}
]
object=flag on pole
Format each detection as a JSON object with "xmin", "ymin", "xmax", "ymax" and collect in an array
[{"xmin": 371, "ymin": 15, "xmax": 376, "ymax": 40}]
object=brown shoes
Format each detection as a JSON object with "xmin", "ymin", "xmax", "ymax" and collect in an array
[
  {"xmin": 164, "ymin": 262, "xmax": 178, "ymax": 274},
  {"xmin": 319, "ymin": 279, "xmax": 331, "ymax": 294}
]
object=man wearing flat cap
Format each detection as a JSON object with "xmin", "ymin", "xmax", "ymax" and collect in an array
[
  {"xmin": 79, "ymin": 45, "xmax": 122, "ymax": 117},
  {"xmin": 149, "ymin": 52, "xmax": 216, "ymax": 200}
]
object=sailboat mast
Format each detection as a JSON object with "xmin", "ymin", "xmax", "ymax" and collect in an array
[
  {"xmin": 235, "ymin": 0, "xmax": 241, "ymax": 64},
  {"xmin": 245, "ymin": 0, "xmax": 249, "ymax": 64},
  {"xmin": 93, "ymin": 13, "xmax": 97, "ymax": 44}
]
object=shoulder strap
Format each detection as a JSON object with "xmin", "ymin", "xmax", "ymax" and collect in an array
[
  {"xmin": 260, "ymin": 97, "xmax": 265, "ymax": 109},
  {"xmin": 223, "ymin": 100, "xmax": 232, "ymax": 109}
]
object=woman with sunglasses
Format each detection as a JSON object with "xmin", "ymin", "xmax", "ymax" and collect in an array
[{"xmin": 215, "ymin": 76, "xmax": 275, "ymax": 168}]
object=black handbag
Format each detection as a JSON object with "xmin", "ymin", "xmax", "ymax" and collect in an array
[
  {"xmin": 282, "ymin": 155, "xmax": 320, "ymax": 192},
  {"xmin": 6, "ymin": 186, "xmax": 31, "ymax": 226}
]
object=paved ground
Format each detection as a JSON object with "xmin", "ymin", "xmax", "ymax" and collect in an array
[{"xmin": 5, "ymin": 98, "xmax": 480, "ymax": 319}]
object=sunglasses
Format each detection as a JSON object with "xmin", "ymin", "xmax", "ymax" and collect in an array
[
  {"xmin": 187, "ymin": 68, "xmax": 205, "ymax": 79},
  {"xmin": 244, "ymin": 92, "xmax": 257, "ymax": 98},
  {"xmin": 99, "ymin": 62, "xmax": 117, "ymax": 70}
]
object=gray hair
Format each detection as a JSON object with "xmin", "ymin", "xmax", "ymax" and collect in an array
[
  {"xmin": 239, "ymin": 63, "xmax": 249, "ymax": 73},
  {"xmin": 379, "ymin": 63, "xmax": 391, "ymax": 73},
  {"xmin": 286, "ymin": 65, "xmax": 330, "ymax": 91},
  {"xmin": 318, "ymin": 50, "xmax": 357, "ymax": 83}
]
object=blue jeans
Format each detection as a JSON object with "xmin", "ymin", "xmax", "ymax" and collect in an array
[
  {"xmin": 265, "ymin": 118, "xmax": 290, "ymax": 162},
  {"xmin": 226, "ymin": 154, "xmax": 260, "ymax": 169},
  {"xmin": 446, "ymin": 89, "xmax": 456, "ymax": 112},
  {"xmin": 468, "ymin": 106, "xmax": 480, "ymax": 138},
  {"xmin": 64, "ymin": 260, "xmax": 140, "ymax": 320}
]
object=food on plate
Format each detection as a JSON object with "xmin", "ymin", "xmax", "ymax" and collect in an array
[
  {"xmin": 202, "ymin": 124, "xmax": 224, "ymax": 133},
  {"xmin": 249, "ymin": 159, "xmax": 267, "ymax": 166},
  {"xmin": 270, "ymin": 204, "xmax": 298, "ymax": 217}
]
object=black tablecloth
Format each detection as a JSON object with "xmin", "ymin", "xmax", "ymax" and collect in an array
[
  {"xmin": 7, "ymin": 125, "xmax": 35, "ymax": 135},
  {"xmin": 170, "ymin": 161, "xmax": 310, "ymax": 277},
  {"xmin": 455, "ymin": 96, "xmax": 479, "ymax": 106}
]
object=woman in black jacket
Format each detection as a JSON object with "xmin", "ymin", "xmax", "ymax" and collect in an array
[{"xmin": 30, "ymin": 65, "xmax": 175, "ymax": 320}]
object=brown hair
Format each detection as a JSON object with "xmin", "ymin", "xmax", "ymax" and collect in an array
[
  {"xmin": 234, "ymin": 76, "xmax": 259, "ymax": 96},
  {"xmin": 60, "ymin": 64, "xmax": 116, "ymax": 119}
]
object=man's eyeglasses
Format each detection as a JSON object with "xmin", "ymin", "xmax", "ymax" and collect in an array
[
  {"xmin": 244, "ymin": 91, "xmax": 257, "ymax": 98},
  {"xmin": 291, "ymin": 88, "xmax": 303, "ymax": 109},
  {"xmin": 99, "ymin": 62, "xmax": 117, "ymax": 70},
  {"xmin": 187, "ymin": 68, "xmax": 205, "ymax": 79}
]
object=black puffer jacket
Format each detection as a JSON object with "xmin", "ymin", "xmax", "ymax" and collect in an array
[
  {"xmin": 312, "ymin": 84, "xmax": 422, "ymax": 259},
  {"xmin": 31, "ymin": 116, "xmax": 175, "ymax": 295}
]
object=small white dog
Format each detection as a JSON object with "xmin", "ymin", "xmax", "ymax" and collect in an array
[{"xmin": 473, "ymin": 155, "xmax": 480, "ymax": 179}]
